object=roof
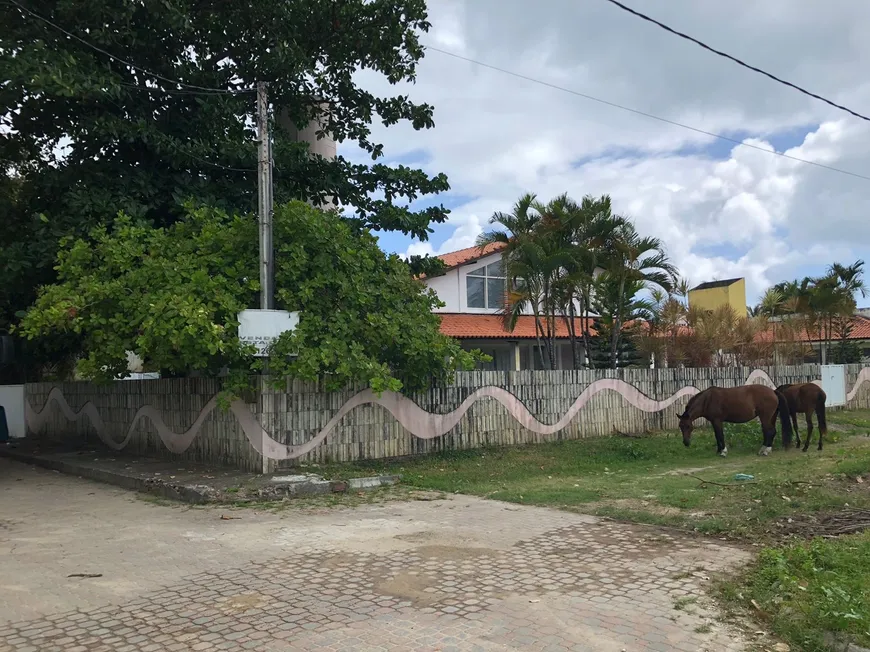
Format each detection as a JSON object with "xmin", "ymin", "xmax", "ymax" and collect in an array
[
  {"xmin": 690, "ymin": 278, "xmax": 743, "ymax": 291},
  {"xmin": 437, "ymin": 242, "xmax": 507, "ymax": 270},
  {"xmin": 439, "ymin": 313, "xmax": 597, "ymax": 339},
  {"xmin": 751, "ymin": 316, "xmax": 870, "ymax": 343},
  {"xmin": 651, "ymin": 315, "xmax": 870, "ymax": 343}
]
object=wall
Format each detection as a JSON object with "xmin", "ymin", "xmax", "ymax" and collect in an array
[
  {"xmin": 688, "ymin": 280, "xmax": 747, "ymax": 318},
  {"xmin": 426, "ymin": 253, "xmax": 601, "ymax": 316},
  {"xmin": 728, "ymin": 278, "xmax": 748, "ymax": 318},
  {"xmin": 0, "ymin": 385, "xmax": 25, "ymax": 438},
  {"xmin": 22, "ymin": 365, "xmax": 870, "ymax": 472},
  {"xmin": 24, "ymin": 378, "xmax": 264, "ymax": 472}
]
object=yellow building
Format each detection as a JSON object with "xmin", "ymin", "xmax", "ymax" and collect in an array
[{"xmin": 688, "ymin": 278, "xmax": 747, "ymax": 318}]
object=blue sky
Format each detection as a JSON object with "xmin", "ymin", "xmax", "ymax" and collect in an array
[{"xmin": 339, "ymin": 0, "xmax": 870, "ymax": 304}]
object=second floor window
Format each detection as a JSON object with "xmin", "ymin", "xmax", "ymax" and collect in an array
[{"xmin": 467, "ymin": 261, "xmax": 505, "ymax": 309}]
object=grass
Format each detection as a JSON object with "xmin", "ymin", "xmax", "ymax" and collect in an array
[
  {"xmin": 320, "ymin": 409, "xmax": 870, "ymax": 541},
  {"xmin": 719, "ymin": 532, "xmax": 870, "ymax": 651},
  {"xmin": 674, "ymin": 596, "xmax": 698, "ymax": 611}
]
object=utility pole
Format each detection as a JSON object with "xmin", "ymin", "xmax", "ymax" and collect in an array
[{"xmin": 256, "ymin": 81, "xmax": 274, "ymax": 310}]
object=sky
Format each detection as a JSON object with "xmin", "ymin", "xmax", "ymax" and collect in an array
[{"xmin": 338, "ymin": 0, "xmax": 870, "ymax": 306}]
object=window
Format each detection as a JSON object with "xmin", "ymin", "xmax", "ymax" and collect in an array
[{"xmin": 466, "ymin": 261, "xmax": 505, "ymax": 309}]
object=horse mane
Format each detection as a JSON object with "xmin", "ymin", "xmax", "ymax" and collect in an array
[{"xmin": 682, "ymin": 387, "xmax": 710, "ymax": 416}]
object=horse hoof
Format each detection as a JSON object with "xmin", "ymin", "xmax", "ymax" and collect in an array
[
  {"xmin": 718, "ymin": 447, "xmax": 728, "ymax": 458},
  {"xmin": 758, "ymin": 446, "xmax": 772, "ymax": 456}
]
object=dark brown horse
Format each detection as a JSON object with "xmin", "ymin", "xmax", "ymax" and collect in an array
[
  {"xmin": 678, "ymin": 385, "xmax": 793, "ymax": 457},
  {"xmin": 776, "ymin": 383, "xmax": 828, "ymax": 452}
]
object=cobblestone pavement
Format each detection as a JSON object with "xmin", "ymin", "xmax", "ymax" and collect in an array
[{"xmin": 1, "ymin": 457, "xmax": 753, "ymax": 651}]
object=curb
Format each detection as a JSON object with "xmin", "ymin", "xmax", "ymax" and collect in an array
[{"xmin": 0, "ymin": 446, "xmax": 400, "ymax": 504}]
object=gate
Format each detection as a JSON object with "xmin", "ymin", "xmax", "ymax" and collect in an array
[{"xmin": 820, "ymin": 364, "xmax": 847, "ymax": 407}]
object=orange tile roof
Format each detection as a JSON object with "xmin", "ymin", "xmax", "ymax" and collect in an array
[
  {"xmin": 439, "ymin": 313, "xmax": 597, "ymax": 339},
  {"xmin": 437, "ymin": 242, "xmax": 507, "ymax": 269},
  {"xmin": 763, "ymin": 315, "xmax": 870, "ymax": 343}
]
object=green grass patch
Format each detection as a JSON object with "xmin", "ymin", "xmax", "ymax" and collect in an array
[
  {"xmin": 318, "ymin": 409, "xmax": 870, "ymax": 541},
  {"xmin": 721, "ymin": 532, "xmax": 870, "ymax": 651}
]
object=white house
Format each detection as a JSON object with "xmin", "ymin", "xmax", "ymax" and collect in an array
[{"xmin": 423, "ymin": 242, "xmax": 600, "ymax": 371}]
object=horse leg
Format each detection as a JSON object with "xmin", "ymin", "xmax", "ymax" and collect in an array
[
  {"xmin": 758, "ymin": 415, "xmax": 774, "ymax": 456},
  {"xmin": 802, "ymin": 410, "xmax": 814, "ymax": 453},
  {"xmin": 792, "ymin": 410, "xmax": 801, "ymax": 449},
  {"xmin": 712, "ymin": 420, "xmax": 727, "ymax": 457}
]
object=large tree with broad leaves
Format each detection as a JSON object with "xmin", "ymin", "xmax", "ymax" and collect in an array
[{"xmin": 1, "ymin": 0, "xmax": 450, "ymax": 376}]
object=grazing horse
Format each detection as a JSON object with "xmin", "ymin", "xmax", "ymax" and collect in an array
[
  {"xmin": 776, "ymin": 383, "xmax": 828, "ymax": 452},
  {"xmin": 678, "ymin": 384, "xmax": 793, "ymax": 457}
]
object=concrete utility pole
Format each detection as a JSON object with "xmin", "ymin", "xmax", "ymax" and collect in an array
[{"xmin": 256, "ymin": 81, "xmax": 274, "ymax": 310}]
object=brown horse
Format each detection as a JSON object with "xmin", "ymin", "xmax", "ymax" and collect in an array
[
  {"xmin": 776, "ymin": 383, "xmax": 828, "ymax": 452},
  {"xmin": 678, "ymin": 385, "xmax": 793, "ymax": 457}
]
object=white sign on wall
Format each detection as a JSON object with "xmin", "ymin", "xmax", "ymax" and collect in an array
[{"xmin": 238, "ymin": 309, "xmax": 300, "ymax": 357}]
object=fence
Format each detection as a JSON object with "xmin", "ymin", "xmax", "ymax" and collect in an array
[{"xmin": 21, "ymin": 364, "xmax": 870, "ymax": 473}]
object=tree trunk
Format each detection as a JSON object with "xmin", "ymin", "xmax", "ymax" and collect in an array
[
  {"xmin": 545, "ymin": 312, "xmax": 557, "ymax": 369},
  {"xmin": 609, "ymin": 275, "xmax": 626, "ymax": 369},
  {"xmin": 532, "ymin": 310, "xmax": 546, "ymax": 370},
  {"xmin": 564, "ymin": 301, "xmax": 580, "ymax": 370},
  {"xmin": 580, "ymin": 288, "xmax": 594, "ymax": 369}
]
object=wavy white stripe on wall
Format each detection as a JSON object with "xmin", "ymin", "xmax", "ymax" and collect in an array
[{"xmin": 24, "ymin": 369, "xmax": 870, "ymax": 461}]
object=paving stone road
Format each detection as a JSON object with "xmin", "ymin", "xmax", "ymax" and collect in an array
[{"xmin": 0, "ymin": 457, "xmax": 753, "ymax": 651}]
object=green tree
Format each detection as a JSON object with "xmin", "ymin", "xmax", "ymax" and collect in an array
[
  {"xmin": 599, "ymin": 220, "xmax": 676, "ymax": 369},
  {"xmin": 477, "ymin": 194, "xmax": 564, "ymax": 369},
  {"xmin": 552, "ymin": 194, "xmax": 623, "ymax": 369},
  {"xmin": 589, "ymin": 275, "xmax": 650, "ymax": 368},
  {"xmin": 774, "ymin": 260, "xmax": 864, "ymax": 363},
  {"xmin": 2, "ymin": 0, "xmax": 450, "ymax": 372},
  {"xmin": 479, "ymin": 192, "xmax": 669, "ymax": 370},
  {"xmin": 587, "ymin": 319, "xmax": 644, "ymax": 368},
  {"xmin": 18, "ymin": 201, "xmax": 479, "ymax": 393}
]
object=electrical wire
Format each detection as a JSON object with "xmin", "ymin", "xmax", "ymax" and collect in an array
[
  {"xmin": 7, "ymin": 0, "xmax": 254, "ymax": 96},
  {"xmin": 424, "ymin": 45, "xmax": 870, "ymax": 183},
  {"xmin": 600, "ymin": 0, "xmax": 870, "ymax": 123}
]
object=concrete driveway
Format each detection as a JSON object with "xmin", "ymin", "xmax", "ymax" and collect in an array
[{"xmin": 0, "ymin": 457, "xmax": 751, "ymax": 651}]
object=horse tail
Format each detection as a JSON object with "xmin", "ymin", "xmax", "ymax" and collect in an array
[
  {"xmin": 776, "ymin": 390, "xmax": 793, "ymax": 448},
  {"xmin": 816, "ymin": 390, "xmax": 827, "ymax": 435}
]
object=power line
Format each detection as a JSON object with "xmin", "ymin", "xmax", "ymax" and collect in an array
[
  {"xmin": 7, "ymin": 0, "xmax": 254, "ymax": 96},
  {"xmin": 116, "ymin": 82, "xmax": 246, "ymax": 97},
  {"xmin": 424, "ymin": 45, "xmax": 870, "ymax": 183},
  {"xmin": 600, "ymin": 0, "xmax": 870, "ymax": 123}
]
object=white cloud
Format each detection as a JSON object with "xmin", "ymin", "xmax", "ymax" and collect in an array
[{"xmin": 341, "ymin": 0, "xmax": 870, "ymax": 303}]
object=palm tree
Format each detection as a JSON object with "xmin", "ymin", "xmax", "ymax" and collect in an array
[
  {"xmin": 477, "ymin": 194, "xmax": 569, "ymax": 369},
  {"xmin": 601, "ymin": 220, "xmax": 677, "ymax": 369},
  {"xmin": 552, "ymin": 194, "xmax": 623, "ymax": 368},
  {"xmin": 773, "ymin": 262, "xmax": 864, "ymax": 364},
  {"xmin": 829, "ymin": 260, "xmax": 866, "ymax": 298}
]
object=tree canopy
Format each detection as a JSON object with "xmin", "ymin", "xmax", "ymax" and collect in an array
[
  {"xmin": 1, "ymin": 0, "xmax": 450, "ymax": 369},
  {"xmin": 18, "ymin": 201, "xmax": 479, "ymax": 392},
  {"xmin": 478, "ymin": 192, "xmax": 674, "ymax": 369}
]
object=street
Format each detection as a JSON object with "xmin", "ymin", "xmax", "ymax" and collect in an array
[{"xmin": 1, "ymin": 458, "xmax": 750, "ymax": 651}]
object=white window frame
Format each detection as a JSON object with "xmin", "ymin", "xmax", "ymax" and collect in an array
[{"xmin": 466, "ymin": 260, "xmax": 506, "ymax": 310}]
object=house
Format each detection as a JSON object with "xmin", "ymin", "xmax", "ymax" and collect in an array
[
  {"xmin": 774, "ymin": 315, "xmax": 870, "ymax": 363},
  {"xmin": 422, "ymin": 243, "xmax": 597, "ymax": 370},
  {"xmin": 688, "ymin": 278, "xmax": 747, "ymax": 318}
]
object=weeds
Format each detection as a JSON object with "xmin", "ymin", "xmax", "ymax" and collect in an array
[{"xmin": 724, "ymin": 532, "xmax": 870, "ymax": 651}]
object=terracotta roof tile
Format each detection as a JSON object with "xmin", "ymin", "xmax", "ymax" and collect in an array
[
  {"xmin": 437, "ymin": 242, "xmax": 506, "ymax": 269},
  {"xmin": 439, "ymin": 313, "xmax": 597, "ymax": 339}
]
